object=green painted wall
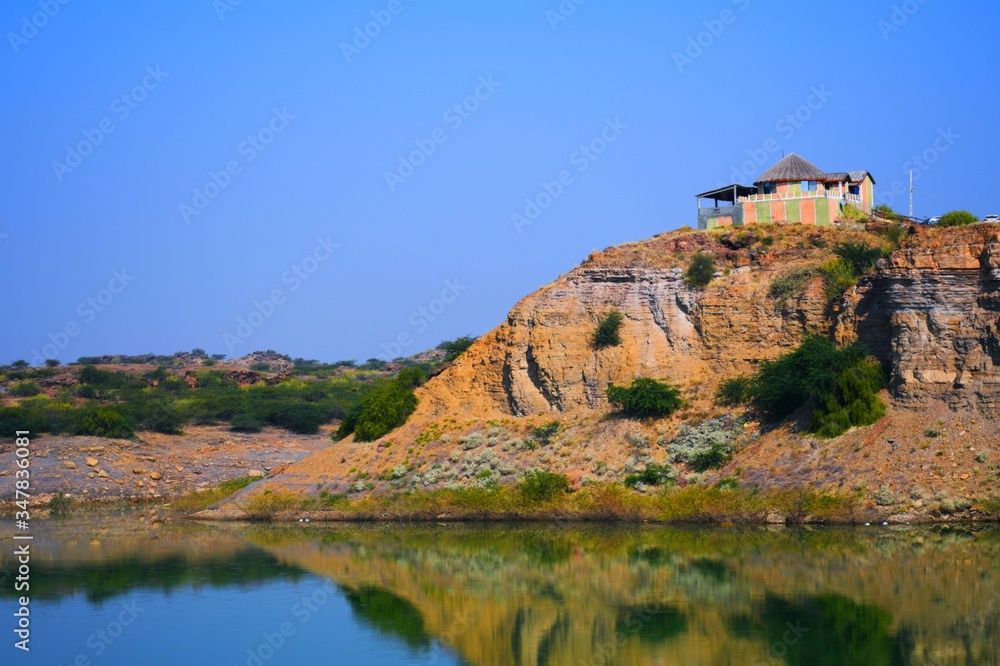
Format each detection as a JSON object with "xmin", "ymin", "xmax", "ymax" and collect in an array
[
  {"xmin": 756, "ymin": 202, "xmax": 772, "ymax": 224},
  {"xmin": 816, "ymin": 200, "xmax": 830, "ymax": 226},
  {"xmin": 786, "ymin": 200, "xmax": 801, "ymax": 224}
]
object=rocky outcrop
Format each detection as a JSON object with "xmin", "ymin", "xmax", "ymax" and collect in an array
[
  {"xmin": 845, "ymin": 225, "xmax": 1000, "ymax": 415},
  {"xmin": 417, "ymin": 229, "xmax": 839, "ymax": 419}
]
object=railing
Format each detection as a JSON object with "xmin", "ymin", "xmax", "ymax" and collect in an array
[{"xmin": 738, "ymin": 192, "xmax": 865, "ymax": 206}]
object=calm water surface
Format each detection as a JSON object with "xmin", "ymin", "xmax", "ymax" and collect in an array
[{"xmin": 2, "ymin": 516, "xmax": 999, "ymax": 665}]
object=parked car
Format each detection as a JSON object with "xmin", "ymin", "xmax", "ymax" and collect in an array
[
  {"xmin": 925, "ymin": 216, "xmax": 941, "ymax": 225},
  {"xmin": 985, "ymin": 214, "xmax": 1000, "ymax": 223}
]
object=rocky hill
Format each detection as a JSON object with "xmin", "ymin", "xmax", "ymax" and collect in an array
[{"xmin": 215, "ymin": 222, "xmax": 1000, "ymax": 521}]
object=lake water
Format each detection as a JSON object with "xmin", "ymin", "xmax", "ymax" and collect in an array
[{"xmin": 2, "ymin": 515, "xmax": 999, "ymax": 665}]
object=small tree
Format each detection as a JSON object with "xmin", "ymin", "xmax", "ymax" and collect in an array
[
  {"xmin": 438, "ymin": 336, "xmax": 477, "ymax": 362},
  {"xmin": 44, "ymin": 359, "xmax": 60, "ymax": 368},
  {"xmin": 684, "ymin": 252, "xmax": 715, "ymax": 289},
  {"xmin": 11, "ymin": 360, "xmax": 29, "ymax": 370},
  {"xmin": 607, "ymin": 378, "xmax": 683, "ymax": 419},
  {"xmin": 592, "ymin": 310, "xmax": 624, "ymax": 349},
  {"xmin": 937, "ymin": 210, "xmax": 979, "ymax": 227}
]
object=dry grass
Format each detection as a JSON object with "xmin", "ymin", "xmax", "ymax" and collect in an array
[{"xmin": 256, "ymin": 482, "xmax": 863, "ymax": 524}]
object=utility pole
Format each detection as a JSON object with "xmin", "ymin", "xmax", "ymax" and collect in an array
[{"xmin": 909, "ymin": 169, "xmax": 914, "ymax": 218}]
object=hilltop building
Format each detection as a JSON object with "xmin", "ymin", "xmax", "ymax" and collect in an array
[{"xmin": 696, "ymin": 153, "xmax": 875, "ymax": 230}]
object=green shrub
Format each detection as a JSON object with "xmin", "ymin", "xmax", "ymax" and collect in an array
[
  {"xmin": 684, "ymin": 252, "xmax": 715, "ymax": 289},
  {"xmin": 747, "ymin": 336, "xmax": 886, "ymax": 438},
  {"xmin": 833, "ymin": 241, "xmax": 885, "ymax": 276},
  {"xmin": 937, "ymin": 210, "xmax": 978, "ymax": 227},
  {"xmin": 438, "ymin": 336, "xmax": 477, "ymax": 363},
  {"xmin": 607, "ymin": 378, "xmax": 683, "ymax": 419},
  {"xmin": 592, "ymin": 310, "xmax": 624, "ymax": 349},
  {"xmin": 530, "ymin": 422, "xmax": 560, "ymax": 447},
  {"xmin": 44, "ymin": 359, "xmax": 60, "ymax": 368},
  {"xmin": 48, "ymin": 493, "xmax": 73, "ymax": 517},
  {"xmin": 122, "ymin": 400, "xmax": 185, "ymax": 434},
  {"xmin": 715, "ymin": 376, "xmax": 752, "ymax": 406},
  {"xmin": 249, "ymin": 362, "xmax": 271, "ymax": 372},
  {"xmin": 819, "ymin": 258, "xmax": 856, "ymax": 300},
  {"xmin": 351, "ymin": 380, "xmax": 418, "ymax": 442},
  {"xmin": 691, "ymin": 443, "xmax": 732, "ymax": 472},
  {"xmin": 395, "ymin": 367, "xmax": 426, "ymax": 389},
  {"xmin": 230, "ymin": 413, "xmax": 263, "ymax": 433},
  {"xmin": 78, "ymin": 366, "xmax": 133, "ymax": 389},
  {"xmin": 9, "ymin": 381, "xmax": 41, "ymax": 397},
  {"xmin": 624, "ymin": 463, "xmax": 676, "ymax": 489},
  {"xmin": 518, "ymin": 471, "xmax": 570, "ymax": 502},
  {"xmin": 811, "ymin": 356, "xmax": 887, "ymax": 438},
  {"xmin": 769, "ymin": 267, "xmax": 816, "ymax": 303},
  {"xmin": 73, "ymin": 408, "xmax": 135, "ymax": 439}
]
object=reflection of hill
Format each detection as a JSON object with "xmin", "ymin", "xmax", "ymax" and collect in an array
[{"xmin": 243, "ymin": 525, "xmax": 1000, "ymax": 666}]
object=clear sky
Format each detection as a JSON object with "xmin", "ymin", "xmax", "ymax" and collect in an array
[{"xmin": 2, "ymin": 1, "xmax": 997, "ymax": 365}]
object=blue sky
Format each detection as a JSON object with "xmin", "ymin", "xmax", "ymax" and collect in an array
[{"xmin": 2, "ymin": 1, "xmax": 997, "ymax": 365}]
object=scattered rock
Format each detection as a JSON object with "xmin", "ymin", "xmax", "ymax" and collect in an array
[
  {"xmin": 133, "ymin": 468, "xmax": 145, "ymax": 475},
  {"xmin": 248, "ymin": 470, "xmax": 266, "ymax": 478},
  {"xmin": 175, "ymin": 465, "xmax": 184, "ymax": 472},
  {"xmin": 137, "ymin": 480, "xmax": 145, "ymax": 487},
  {"xmin": 63, "ymin": 461, "xmax": 77, "ymax": 470},
  {"xmin": 86, "ymin": 458, "xmax": 99, "ymax": 467},
  {"xmin": 98, "ymin": 470, "xmax": 109, "ymax": 478},
  {"xmin": 87, "ymin": 472, "xmax": 96, "ymax": 479},
  {"xmin": 149, "ymin": 472, "xmax": 163, "ymax": 480},
  {"xmin": 765, "ymin": 513, "xmax": 786, "ymax": 524}
]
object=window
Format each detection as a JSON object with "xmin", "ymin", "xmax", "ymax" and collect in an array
[
  {"xmin": 802, "ymin": 180, "xmax": 817, "ymax": 192},
  {"xmin": 762, "ymin": 183, "xmax": 776, "ymax": 194},
  {"xmin": 849, "ymin": 185, "xmax": 860, "ymax": 195}
]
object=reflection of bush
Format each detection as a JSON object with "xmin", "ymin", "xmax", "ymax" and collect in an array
[
  {"xmin": 342, "ymin": 586, "xmax": 430, "ymax": 649},
  {"xmin": 615, "ymin": 604, "xmax": 688, "ymax": 644}
]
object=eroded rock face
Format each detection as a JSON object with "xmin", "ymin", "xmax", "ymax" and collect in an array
[
  {"xmin": 424, "ymin": 225, "xmax": 1000, "ymax": 420},
  {"xmin": 418, "ymin": 236, "xmax": 834, "ymax": 418},
  {"xmin": 847, "ymin": 226, "xmax": 1000, "ymax": 415}
]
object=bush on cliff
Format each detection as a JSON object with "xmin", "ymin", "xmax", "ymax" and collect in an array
[
  {"xmin": 937, "ymin": 210, "xmax": 979, "ymax": 227},
  {"xmin": 339, "ymin": 370, "xmax": 423, "ymax": 442},
  {"xmin": 735, "ymin": 336, "xmax": 886, "ymax": 438},
  {"xmin": 607, "ymin": 378, "xmax": 683, "ymax": 419},
  {"xmin": 592, "ymin": 310, "xmax": 624, "ymax": 349},
  {"xmin": 684, "ymin": 252, "xmax": 715, "ymax": 289}
]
